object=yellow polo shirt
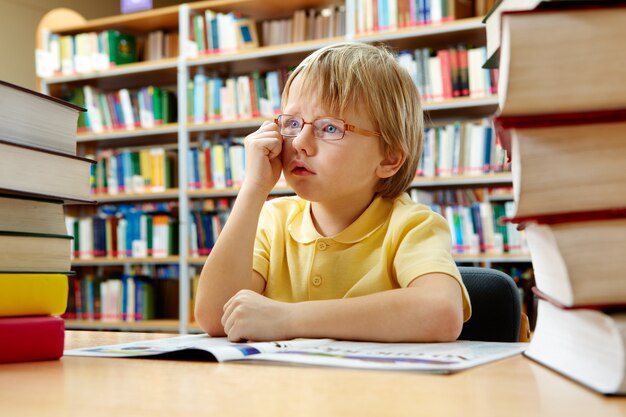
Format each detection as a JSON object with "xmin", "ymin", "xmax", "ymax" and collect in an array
[{"xmin": 253, "ymin": 193, "xmax": 471, "ymax": 321}]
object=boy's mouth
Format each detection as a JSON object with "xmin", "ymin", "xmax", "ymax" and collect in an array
[{"xmin": 289, "ymin": 160, "xmax": 316, "ymax": 176}]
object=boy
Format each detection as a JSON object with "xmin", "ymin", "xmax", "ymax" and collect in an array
[{"xmin": 195, "ymin": 42, "xmax": 471, "ymax": 342}]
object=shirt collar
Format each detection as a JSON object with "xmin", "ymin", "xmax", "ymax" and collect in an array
[{"xmin": 288, "ymin": 195, "xmax": 392, "ymax": 244}]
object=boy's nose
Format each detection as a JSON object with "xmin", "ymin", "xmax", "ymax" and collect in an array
[{"xmin": 291, "ymin": 124, "xmax": 316, "ymax": 155}]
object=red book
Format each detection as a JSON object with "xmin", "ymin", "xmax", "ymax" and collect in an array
[
  {"xmin": 436, "ymin": 49, "xmax": 453, "ymax": 100},
  {"xmin": 0, "ymin": 316, "xmax": 64, "ymax": 363}
]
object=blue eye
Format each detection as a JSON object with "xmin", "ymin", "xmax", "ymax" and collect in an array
[
  {"xmin": 324, "ymin": 124, "xmax": 338, "ymax": 133},
  {"xmin": 288, "ymin": 118, "xmax": 301, "ymax": 129}
]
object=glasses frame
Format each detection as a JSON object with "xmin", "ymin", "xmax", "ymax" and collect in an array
[{"xmin": 274, "ymin": 114, "xmax": 382, "ymax": 140}]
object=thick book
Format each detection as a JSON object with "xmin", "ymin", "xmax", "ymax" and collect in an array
[
  {"xmin": 0, "ymin": 273, "xmax": 68, "ymax": 316},
  {"xmin": 483, "ymin": 0, "xmax": 600, "ymax": 68},
  {"xmin": 0, "ymin": 80, "xmax": 84, "ymax": 156},
  {"xmin": 506, "ymin": 119, "xmax": 626, "ymax": 218},
  {"xmin": 497, "ymin": 4, "xmax": 626, "ymax": 117},
  {"xmin": 525, "ymin": 297, "xmax": 626, "ymax": 395},
  {"xmin": 0, "ymin": 316, "xmax": 65, "ymax": 364},
  {"xmin": 0, "ymin": 140, "xmax": 94, "ymax": 203},
  {"xmin": 522, "ymin": 215, "xmax": 626, "ymax": 307},
  {"xmin": 0, "ymin": 231, "xmax": 73, "ymax": 272},
  {"xmin": 64, "ymin": 335, "xmax": 527, "ymax": 373},
  {"xmin": 0, "ymin": 194, "xmax": 67, "ymax": 235}
]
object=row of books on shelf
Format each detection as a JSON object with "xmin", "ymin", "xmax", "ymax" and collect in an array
[
  {"xmin": 412, "ymin": 190, "xmax": 527, "ymax": 255},
  {"xmin": 418, "ymin": 119, "xmax": 507, "ymax": 177},
  {"xmin": 260, "ymin": 6, "xmax": 346, "ymax": 47},
  {"xmin": 89, "ymin": 117, "xmax": 507, "ymax": 198},
  {"xmin": 66, "ymin": 203, "xmax": 180, "ymax": 260},
  {"xmin": 353, "ymin": 0, "xmax": 476, "ymax": 33},
  {"xmin": 91, "ymin": 147, "xmax": 177, "ymax": 195},
  {"xmin": 37, "ymin": 29, "xmax": 138, "ymax": 77},
  {"xmin": 65, "ymin": 274, "xmax": 156, "ymax": 322},
  {"xmin": 65, "ymin": 85, "xmax": 177, "ymax": 133},
  {"xmin": 66, "ymin": 193, "xmax": 527, "ymax": 260},
  {"xmin": 36, "ymin": 0, "xmax": 482, "ymax": 78},
  {"xmin": 399, "ymin": 45, "xmax": 497, "ymax": 102},
  {"xmin": 189, "ymin": 69, "xmax": 284, "ymax": 124}
]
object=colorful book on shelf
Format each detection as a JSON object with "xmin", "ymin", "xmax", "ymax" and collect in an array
[
  {"xmin": 0, "ymin": 80, "xmax": 85, "ymax": 156},
  {"xmin": 0, "ymin": 140, "xmax": 95, "ymax": 203},
  {"xmin": 0, "ymin": 231, "xmax": 73, "ymax": 273},
  {"xmin": 524, "ymin": 289, "xmax": 626, "ymax": 395},
  {"xmin": 0, "ymin": 316, "xmax": 65, "ymax": 364},
  {"xmin": 0, "ymin": 273, "xmax": 69, "ymax": 317},
  {"xmin": 0, "ymin": 194, "xmax": 67, "ymax": 235}
]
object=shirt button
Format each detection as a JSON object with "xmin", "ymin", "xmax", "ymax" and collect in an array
[
  {"xmin": 316, "ymin": 241, "xmax": 328, "ymax": 251},
  {"xmin": 312, "ymin": 275, "xmax": 322, "ymax": 286}
]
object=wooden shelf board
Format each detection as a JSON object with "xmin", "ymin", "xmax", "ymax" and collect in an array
[
  {"xmin": 412, "ymin": 173, "xmax": 512, "ymax": 188},
  {"xmin": 41, "ymin": 58, "xmax": 178, "ymax": 85},
  {"xmin": 71, "ymin": 256, "xmax": 180, "ymax": 266},
  {"xmin": 77, "ymin": 123, "xmax": 179, "ymax": 142},
  {"xmin": 354, "ymin": 16, "xmax": 486, "ymax": 43},
  {"xmin": 454, "ymin": 254, "xmax": 532, "ymax": 263},
  {"xmin": 64, "ymin": 319, "xmax": 204, "ymax": 333},
  {"xmin": 93, "ymin": 189, "xmax": 180, "ymax": 203}
]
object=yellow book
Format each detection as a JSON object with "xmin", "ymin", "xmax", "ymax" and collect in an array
[{"xmin": 0, "ymin": 273, "xmax": 68, "ymax": 316}]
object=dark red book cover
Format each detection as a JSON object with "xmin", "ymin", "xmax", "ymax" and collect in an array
[
  {"xmin": 532, "ymin": 287, "xmax": 626, "ymax": 312},
  {"xmin": 501, "ymin": 206, "xmax": 626, "ymax": 226},
  {"xmin": 0, "ymin": 316, "xmax": 64, "ymax": 364}
]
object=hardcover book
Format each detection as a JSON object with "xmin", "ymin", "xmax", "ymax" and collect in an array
[
  {"xmin": 0, "ymin": 140, "xmax": 95, "ymax": 203},
  {"xmin": 0, "ymin": 316, "xmax": 65, "ymax": 364},
  {"xmin": 0, "ymin": 194, "xmax": 67, "ymax": 235},
  {"xmin": 497, "ymin": 4, "xmax": 626, "ymax": 117},
  {"xmin": 505, "ymin": 119, "xmax": 626, "ymax": 218},
  {"xmin": 0, "ymin": 231, "xmax": 73, "ymax": 272},
  {"xmin": 525, "ymin": 296, "xmax": 626, "ymax": 395},
  {"xmin": 523, "ymin": 215, "xmax": 626, "ymax": 307},
  {"xmin": 0, "ymin": 80, "xmax": 84, "ymax": 156},
  {"xmin": 0, "ymin": 273, "xmax": 69, "ymax": 317}
]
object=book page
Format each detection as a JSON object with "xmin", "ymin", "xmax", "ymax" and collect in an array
[
  {"xmin": 247, "ymin": 340, "xmax": 527, "ymax": 373},
  {"xmin": 65, "ymin": 335, "xmax": 527, "ymax": 372}
]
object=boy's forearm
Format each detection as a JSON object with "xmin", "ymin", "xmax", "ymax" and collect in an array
[
  {"xmin": 195, "ymin": 186, "xmax": 267, "ymax": 334},
  {"xmin": 288, "ymin": 286, "xmax": 463, "ymax": 343}
]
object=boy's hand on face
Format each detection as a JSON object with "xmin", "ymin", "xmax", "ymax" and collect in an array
[
  {"xmin": 221, "ymin": 289, "xmax": 292, "ymax": 342},
  {"xmin": 242, "ymin": 120, "xmax": 284, "ymax": 196}
]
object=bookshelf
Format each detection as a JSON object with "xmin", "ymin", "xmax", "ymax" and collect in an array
[{"xmin": 36, "ymin": 1, "xmax": 519, "ymax": 334}]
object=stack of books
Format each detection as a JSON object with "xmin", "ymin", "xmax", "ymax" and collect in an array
[
  {"xmin": 0, "ymin": 80, "xmax": 93, "ymax": 363},
  {"xmin": 490, "ymin": 3, "xmax": 626, "ymax": 394}
]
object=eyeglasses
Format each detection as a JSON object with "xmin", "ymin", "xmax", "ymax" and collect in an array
[{"xmin": 274, "ymin": 114, "xmax": 382, "ymax": 141}]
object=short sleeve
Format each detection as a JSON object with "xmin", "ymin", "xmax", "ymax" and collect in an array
[
  {"xmin": 252, "ymin": 203, "xmax": 273, "ymax": 282},
  {"xmin": 393, "ymin": 208, "xmax": 472, "ymax": 321}
]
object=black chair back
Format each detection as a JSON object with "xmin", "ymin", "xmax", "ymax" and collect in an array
[{"xmin": 458, "ymin": 267, "xmax": 521, "ymax": 342}]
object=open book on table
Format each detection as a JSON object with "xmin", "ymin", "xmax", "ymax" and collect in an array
[{"xmin": 64, "ymin": 335, "xmax": 528, "ymax": 373}]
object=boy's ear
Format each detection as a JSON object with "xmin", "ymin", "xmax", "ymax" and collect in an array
[{"xmin": 376, "ymin": 151, "xmax": 406, "ymax": 179}]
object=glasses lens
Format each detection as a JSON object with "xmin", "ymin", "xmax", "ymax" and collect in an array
[
  {"xmin": 313, "ymin": 118, "xmax": 345, "ymax": 140},
  {"xmin": 278, "ymin": 115, "xmax": 302, "ymax": 136}
]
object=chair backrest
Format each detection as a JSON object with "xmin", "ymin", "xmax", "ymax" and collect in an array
[{"xmin": 458, "ymin": 266, "xmax": 521, "ymax": 342}]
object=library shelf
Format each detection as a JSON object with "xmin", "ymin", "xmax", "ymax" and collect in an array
[
  {"xmin": 71, "ymin": 256, "xmax": 181, "ymax": 267},
  {"xmin": 412, "ymin": 173, "xmax": 512, "ymax": 188},
  {"xmin": 92, "ymin": 189, "xmax": 181, "ymax": 203},
  {"xmin": 64, "ymin": 319, "xmax": 204, "ymax": 333}
]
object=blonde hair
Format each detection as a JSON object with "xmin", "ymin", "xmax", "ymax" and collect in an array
[{"xmin": 281, "ymin": 42, "xmax": 423, "ymax": 198}]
